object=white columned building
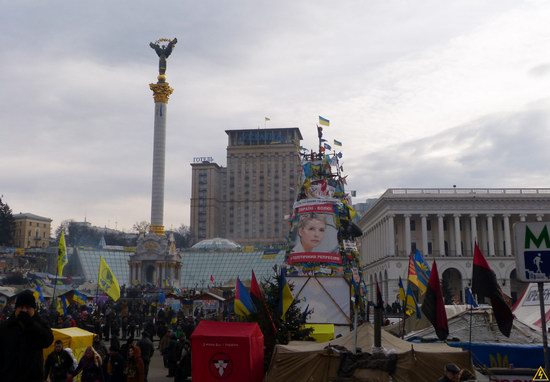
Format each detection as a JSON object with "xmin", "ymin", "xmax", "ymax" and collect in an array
[{"xmin": 357, "ymin": 188, "xmax": 550, "ymax": 306}]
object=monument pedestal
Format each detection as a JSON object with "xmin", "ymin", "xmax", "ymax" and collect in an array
[{"xmin": 130, "ymin": 232, "xmax": 181, "ymax": 288}]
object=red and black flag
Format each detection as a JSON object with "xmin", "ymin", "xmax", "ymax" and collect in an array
[
  {"xmin": 250, "ymin": 270, "xmax": 277, "ymax": 335},
  {"xmin": 421, "ymin": 261, "xmax": 449, "ymax": 340},
  {"xmin": 376, "ymin": 281, "xmax": 384, "ymax": 309},
  {"xmin": 472, "ymin": 242, "xmax": 514, "ymax": 337}
]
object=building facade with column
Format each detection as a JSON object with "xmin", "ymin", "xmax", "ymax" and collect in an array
[{"xmin": 357, "ymin": 188, "xmax": 550, "ymax": 306}]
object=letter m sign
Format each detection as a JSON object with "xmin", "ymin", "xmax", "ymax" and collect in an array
[{"xmin": 515, "ymin": 222, "xmax": 550, "ymax": 282}]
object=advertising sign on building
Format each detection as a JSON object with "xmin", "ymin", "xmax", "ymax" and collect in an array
[{"xmin": 514, "ymin": 222, "xmax": 550, "ymax": 282}]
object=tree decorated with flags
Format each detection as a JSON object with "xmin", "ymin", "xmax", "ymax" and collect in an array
[{"xmin": 233, "ymin": 268, "xmax": 313, "ymax": 370}]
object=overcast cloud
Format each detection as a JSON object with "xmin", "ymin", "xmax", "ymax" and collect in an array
[{"xmin": 1, "ymin": 0, "xmax": 550, "ymax": 233}]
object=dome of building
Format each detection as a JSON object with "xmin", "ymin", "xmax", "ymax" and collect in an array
[{"xmin": 191, "ymin": 237, "xmax": 242, "ymax": 250}]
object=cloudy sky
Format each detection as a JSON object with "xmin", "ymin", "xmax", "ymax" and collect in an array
[{"xmin": 2, "ymin": 0, "xmax": 550, "ymax": 233}]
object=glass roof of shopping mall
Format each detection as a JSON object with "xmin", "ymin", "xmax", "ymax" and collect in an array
[
  {"xmin": 180, "ymin": 250, "xmax": 286, "ymax": 289},
  {"xmin": 72, "ymin": 248, "xmax": 285, "ymax": 290},
  {"xmin": 74, "ymin": 249, "xmax": 131, "ymax": 286}
]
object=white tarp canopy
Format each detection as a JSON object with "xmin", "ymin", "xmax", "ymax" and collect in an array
[{"xmin": 512, "ymin": 282, "xmax": 550, "ymax": 330}]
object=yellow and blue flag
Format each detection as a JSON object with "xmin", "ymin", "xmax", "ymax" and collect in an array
[
  {"xmin": 57, "ymin": 230, "xmax": 68, "ymax": 277},
  {"xmin": 234, "ymin": 277, "xmax": 256, "ymax": 318},
  {"xmin": 405, "ymin": 284, "xmax": 421, "ymax": 318},
  {"xmin": 279, "ymin": 268, "xmax": 294, "ymax": 320},
  {"xmin": 398, "ymin": 277, "xmax": 406, "ymax": 306},
  {"xmin": 33, "ymin": 285, "xmax": 45, "ymax": 304},
  {"xmin": 413, "ymin": 250, "xmax": 431, "ymax": 294},
  {"xmin": 58, "ymin": 295, "xmax": 68, "ymax": 315},
  {"xmin": 72, "ymin": 290, "xmax": 88, "ymax": 306},
  {"xmin": 319, "ymin": 115, "xmax": 330, "ymax": 127},
  {"xmin": 98, "ymin": 257, "xmax": 121, "ymax": 301}
]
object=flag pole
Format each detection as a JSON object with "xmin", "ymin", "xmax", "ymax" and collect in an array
[
  {"xmin": 95, "ymin": 257, "xmax": 101, "ymax": 311},
  {"xmin": 468, "ymin": 287, "xmax": 473, "ymax": 353},
  {"xmin": 352, "ymin": 301, "xmax": 358, "ymax": 354},
  {"xmin": 52, "ymin": 254, "xmax": 59, "ymax": 311}
]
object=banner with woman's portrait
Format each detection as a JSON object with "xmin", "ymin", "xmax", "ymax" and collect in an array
[{"xmin": 287, "ymin": 199, "xmax": 341, "ymax": 267}]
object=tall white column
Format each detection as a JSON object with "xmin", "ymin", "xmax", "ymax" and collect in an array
[
  {"xmin": 404, "ymin": 214, "xmax": 411, "ymax": 256},
  {"xmin": 365, "ymin": 229, "xmax": 372, "ymax": 264},
  {"xmin": 470, "ymin": 214, "xmax": 478, "ymax": 251},
  {"xmin": 421, "ymin": 214, "xmax": 428, "ymax": 255},
  {"xmin": 368, "ymin": 229, "xmax": 372, "ymax": 261},
  {"xmin": 149, "ymin": 82, "xmax": 173, "ymax": 235},
  {"xmin": 449, "ymin": 217, "xmax": 456, "ymax": 254},
  {"xmin": 379, "ymin": 222, "xmax": 384, "ymax": 258},
  {"xmin": 388, "ymin": 215, "xmax": 395, "ymax": 256},
  {"xmin": 438, "ymin": 214, "xmax": 445, "ymax": 256},
  {"xmin": 464, "ymin": 219, "xmax": 471, "ymax": 256},
  {"xmin": 381, "ymin": 219, "xmax": 387, "ymax": 258},
  {"xmin": 480, "ymin": 216, "xmax": 487, "ymax": 253},
  {"xmin": 454, "ymin": 214, "xmax": 462, "ymax": 256},
  {"xmin": 375, "ymin": 225, "xmax": 379, "ymax": 261},
  {"xmin": 503, "ymin": 214, "xmax": 512, "ymax": 257},
  {"xmin": 487, "ymin": 214, "xmax": 495, "ymax": 256}
]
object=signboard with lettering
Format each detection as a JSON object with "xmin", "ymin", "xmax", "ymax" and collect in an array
[
  {"xmin": 522, "ymin": 284, "xmax": 550, "ymax": 306},
  {"xmin": 514, "ymin": 222, "xmax": 550, "ymax": 282},
  {"xmin": 193, "ymin": 157, "xmax": 214, "ymax": 163}
]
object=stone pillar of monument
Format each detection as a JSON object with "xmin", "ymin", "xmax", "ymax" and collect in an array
[
  {"xmin": 129, "ymin": 38, "xmax": 181, "ymax": 289},
  {"xmin": 149, "ymin": 79, "xmax": 173, "ymax": 235}
]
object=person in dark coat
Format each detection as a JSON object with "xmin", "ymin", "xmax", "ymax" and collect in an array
[
  {"xmin": 137, "ymin": 331, "xmax": 154, "ymax": 382},
  {"xmin": 45, "ymin": 339, "xmax": 75, "ymax": 382},
  {"xmin": 0, "ymin": 290, "xmax": 54, "ymax": 382},
  {"xmin": 103, "ymin": 345, "xmax": 125, "ymax": 382},
  {"xmin": 174, "ymin": 339, "xmax": 191, "ymax": 382}
]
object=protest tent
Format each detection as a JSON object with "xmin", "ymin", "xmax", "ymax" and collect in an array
[
  {"xmin": 43, "ymin": 327, "xmax": 95, "ymax": 362},
  {"xmin": 512, "ymin": 282, "xmax": 550, "ymax": 330},
  {"xmin": 191, "ymin": 321, "xmax": 264, "ymax": 382},
  {"xmin": 266, "ymin": 323, "xmax": 473, "ymax": 382}
]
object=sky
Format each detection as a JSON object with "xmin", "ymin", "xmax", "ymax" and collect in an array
[{"xmin": 2, "ymin": 0, "xmax": 550, "ymax": 234}]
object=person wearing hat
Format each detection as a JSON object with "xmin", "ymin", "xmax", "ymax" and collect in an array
[
  {"xmin": 0, "ymin": 289, "xmax": 54, "ymax": 382},
  {"xmin": 437, "ymin": 363, "xmax": 462, "ymax": 382}
]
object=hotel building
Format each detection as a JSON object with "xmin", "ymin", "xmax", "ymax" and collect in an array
[{"xmin": 190, "ymin": 128, "xmax": 303, "ymax": 246}]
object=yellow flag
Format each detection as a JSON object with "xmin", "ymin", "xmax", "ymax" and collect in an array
[
  {"xmin": 57, "ymin": 231, "xmax": 68, "ymax": 276},
  {"xmin": 98, "ymin": 257, "xmax": 120, "ymax": 301}
]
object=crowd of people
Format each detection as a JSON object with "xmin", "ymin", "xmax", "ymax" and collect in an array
[{"xmin": 0, "ymin": 289, "xmax": 199, "ymax": 382}]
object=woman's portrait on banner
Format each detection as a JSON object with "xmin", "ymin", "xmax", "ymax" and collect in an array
[{"xmin": 290, "ymin": 202, "xmax": 340, "ymax": 262}]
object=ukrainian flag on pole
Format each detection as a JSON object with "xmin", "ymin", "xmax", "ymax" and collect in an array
[
  {"xmin": 318, "ymin": 115, "xmax": 330, "ymax": 127},
  {"xmin": 98, "ymin": 257, "xmax": 120, "ymax": 301},
  {"xmin": 57, "ymin": 230, "xmax": 68, "ymax": 276},
  {"xmin": 279, "ymin": 268, "xmax": 294, "ymax": 320},
  {"xmin": 234, "ymin": 277, "xmax": 256, "ymax": 318}
]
